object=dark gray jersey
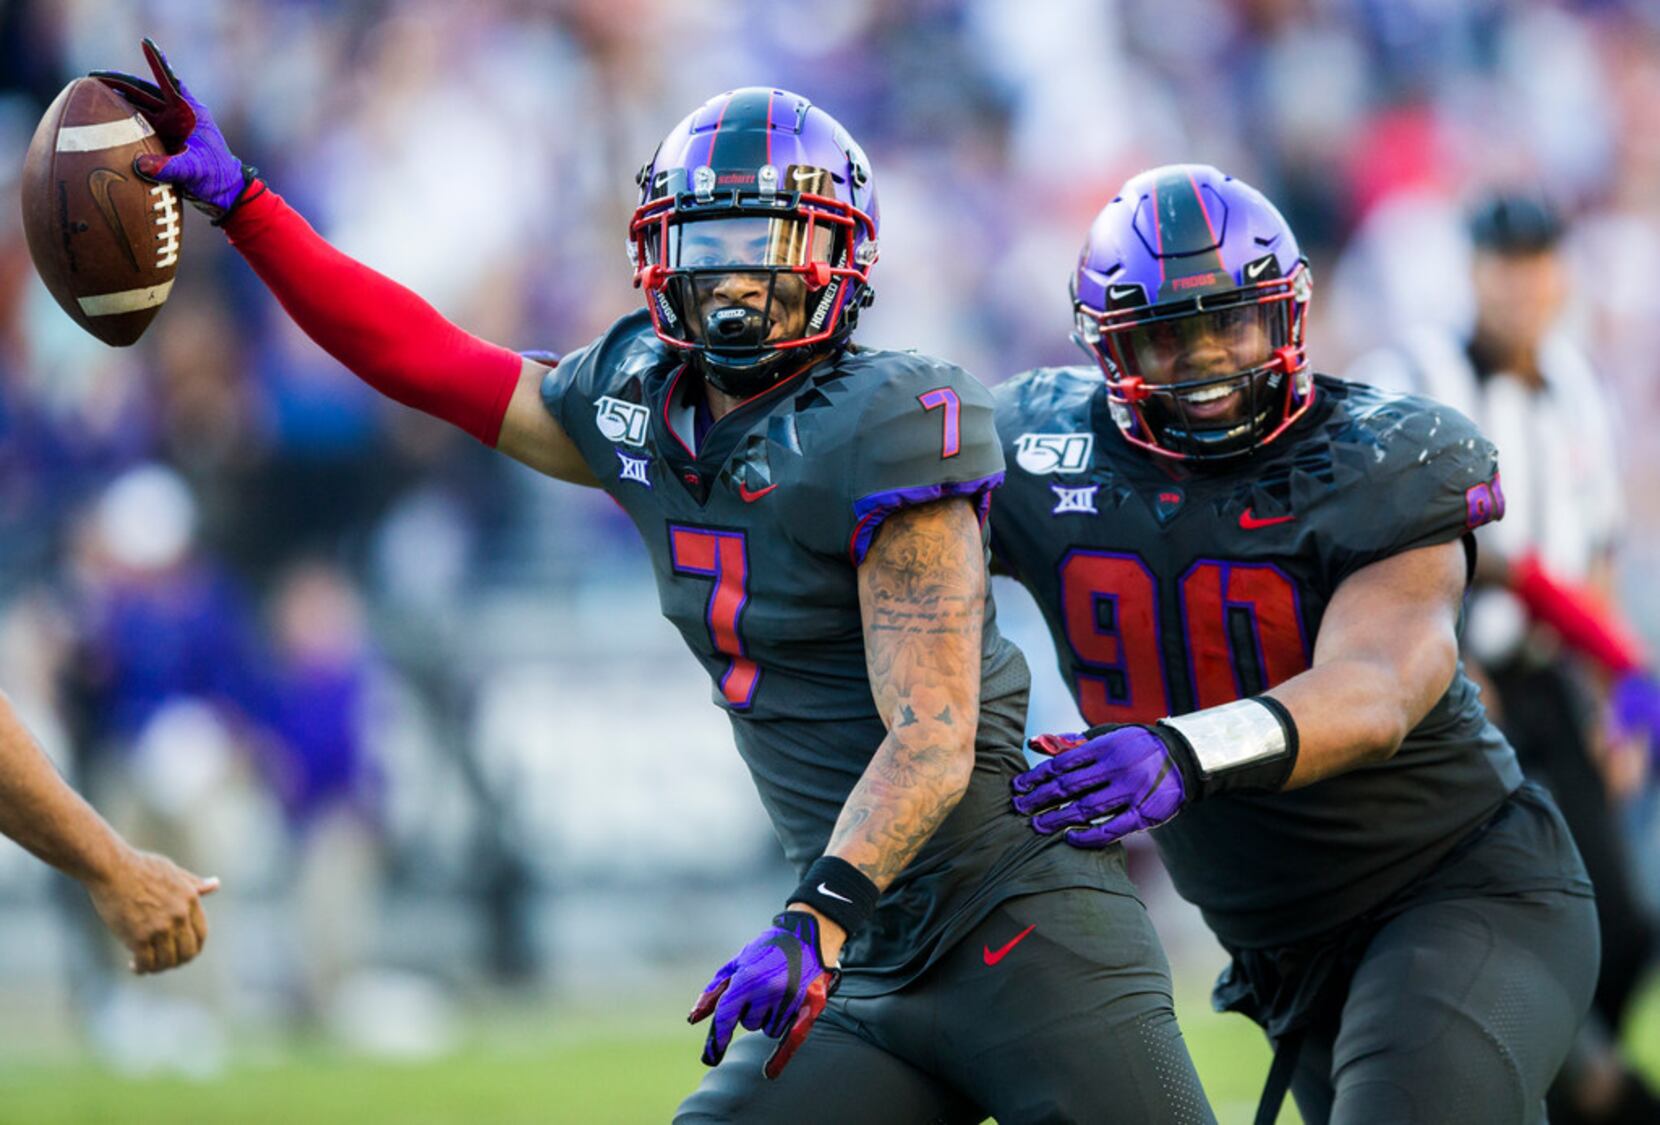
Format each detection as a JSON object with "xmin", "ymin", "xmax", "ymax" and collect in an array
[
  {"xmin": 991, "ymin": 369, "xmax": 1526, "ymax": 948},
  {"xmin": 542, "ymin": 313, "xmax": 1132, "ymax": 991}
]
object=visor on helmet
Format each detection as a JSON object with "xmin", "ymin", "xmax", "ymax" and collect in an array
[
  {"xmin": 642, "ymin": 215, "xmax": 836, "ymax": 270},
  {"xmin": 1111, "ymin": 302, "xmax": 1286, "ymax": 385},
  {"xmin": 630, "ymin": 189, "xmax": 873, "ymax": 367}
]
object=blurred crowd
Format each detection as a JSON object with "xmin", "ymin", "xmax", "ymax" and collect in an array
[{"xmin": 1, "ymin": 0, "xmax": 1658, "ymax": 1070}]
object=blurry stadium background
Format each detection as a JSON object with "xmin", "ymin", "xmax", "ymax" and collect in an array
[{"xmin": 2, "ymin": 1, "xmax": 1659, "ymax": 1121}]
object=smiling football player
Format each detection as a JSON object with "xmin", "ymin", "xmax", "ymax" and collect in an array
[{"xmin": 991, "ymin": 164, "xmax": 1599, "ymax": 1125}]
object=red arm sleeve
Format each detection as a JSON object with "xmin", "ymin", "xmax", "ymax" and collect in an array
[
  {"xmin": 222, "ymin": 182, "xmax": 522, "ymax": 446},
  {"xmin": 1510, "ymin": 552, "xmax": 1648, "ymax": 675}
]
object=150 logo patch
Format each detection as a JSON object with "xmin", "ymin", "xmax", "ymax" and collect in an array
[
  {"xmin": 1016, "ymin": 432, "xmax": 1094, "ymax": 475},
  {"xmin": 596, "ymin": 396, "xmax": 649, "ymax": 446}
]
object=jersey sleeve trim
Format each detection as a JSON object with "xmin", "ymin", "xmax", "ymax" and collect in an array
[{"xmin": 848, "ymin": 472, "xmax": 1004, "ymax": 566}]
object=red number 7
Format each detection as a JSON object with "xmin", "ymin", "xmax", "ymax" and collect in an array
[{"xmin": 669, "ymin": 525, "xmax": 760, "ymax": 710}]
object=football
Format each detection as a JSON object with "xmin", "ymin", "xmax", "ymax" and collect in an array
[{"xmin": 21, "ymin": 77, "xmax": 182, "ymax": 347}]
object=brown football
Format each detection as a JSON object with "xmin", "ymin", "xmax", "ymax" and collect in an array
[{"xmin": 21, "ymin": 78, "xmax": 183, "ymax": 347}]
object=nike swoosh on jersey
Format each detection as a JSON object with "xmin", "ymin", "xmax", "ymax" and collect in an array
[
  {"xmin": 1239, "ymin": 508, "xmax": 1295, "ymax": 530},
  {"xmin": 982, "ymin": 923, "xmax": 1037, "ymax": 966},
  {"xmin": 738, "ymin": 482, "xmax": 779, "ymax": 503}
]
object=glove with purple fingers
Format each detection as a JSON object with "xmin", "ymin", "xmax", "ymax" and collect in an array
[
  {"xmin": 1013, "ymin": 696, "xmax": 1300, "ymax": 848},
  {"xmin": 1012, "ymin": 725, "xmax": 1195, "ymax": 847},
  {"xmin": 688, "ymin": 910, "xmax": 840, "ymax": 1080},
  {"xmin": 91, "ymin": 39, "xmax": 254, "ymax": 222}
]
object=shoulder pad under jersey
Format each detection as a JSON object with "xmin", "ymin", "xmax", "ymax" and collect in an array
[
  {"xmin": 540, "ymin": 308, "xmax": 673, "ymax": 435},
  {"xmin": 1307, "ymin": 376, "xmax": 1503, "ymax": 577},
  {"xmin": 801, "ymin": 348, "xmax": 1005, "ymax": 565}
]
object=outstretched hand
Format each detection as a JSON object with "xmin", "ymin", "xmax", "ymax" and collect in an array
[
  {"xmin": 91, "ymin": 38, "xmax": 248, "ymax": 219},
  {"xmin": 85, "ymin": 847, "xmax": 219, "ymax": 974}
]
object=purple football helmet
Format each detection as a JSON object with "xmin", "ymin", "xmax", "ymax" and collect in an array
[
  {"xmin": 1072, "ymin": 164, "xmax": 1314, "ymax": 460},
  {"xmin": 629, "ymin": 88, "xmax": 880, "ymax": 397}
]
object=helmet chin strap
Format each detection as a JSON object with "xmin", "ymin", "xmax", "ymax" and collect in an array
[
  {"xmin": 699, "ymin": 351, "xmax": 781, "ymax": 397},
  {"xmin": 1106, "ymin": 337, "xmax": 1310, "ymax": 460},
  {"xmin": 687, "ymin": 278, "xmax": 851, "ymax": 398},
  {"xmin": 1144, "ymin": 367, "xmax": 1273, "ymax": 460},
  {"xmin": 697, "ymin": 341, "xmax": 831, "ymax": 399}
]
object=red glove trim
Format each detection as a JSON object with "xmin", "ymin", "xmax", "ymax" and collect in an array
[
  {"xmin": 1509, "ymin": 553, "xmax": 1647, "ymax": 675},
  {"xmin": 224, "ymin": 183, "xmax": 521, "ymax": 446}
]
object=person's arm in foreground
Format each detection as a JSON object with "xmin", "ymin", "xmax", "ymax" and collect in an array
[{"xmin": 0, "ymin": 693, "xmax": 217, "ymax": 972}]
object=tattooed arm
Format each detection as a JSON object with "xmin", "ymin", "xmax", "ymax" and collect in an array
[{"xmin": 788, "ymin": 497, "xmax": 987, "ymax": 963}]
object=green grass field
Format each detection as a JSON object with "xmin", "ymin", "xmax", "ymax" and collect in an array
[{"xmin": 0, "ymin": 976, "xmax": 1653, "ymax": 1124}]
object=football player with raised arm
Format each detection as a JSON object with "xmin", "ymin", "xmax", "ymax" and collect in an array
[
  {"xmin": 0, "ymin": 691, "xmax": 217, "ymax": 974},
  {"xmin": 990, "ymin": 165, "xmax": 1598, "ymax": 1125},
  {"xmin": 94, "ymin": 41, "xmax": 1217, "ymax": 1123}
]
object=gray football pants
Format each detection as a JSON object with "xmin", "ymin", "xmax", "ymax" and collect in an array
[{"xmin": 1284, "ymin": 883, "xmax": 1599, "ymax": 1125}]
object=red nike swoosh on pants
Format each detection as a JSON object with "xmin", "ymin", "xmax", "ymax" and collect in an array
[{"xmin": 983, "ymin": 923, "xmax": 1037, "ymax": 965}]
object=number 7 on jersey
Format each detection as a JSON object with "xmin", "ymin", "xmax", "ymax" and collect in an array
[
  {"xmin": 918, "ymin": 387, "xmax": 961, "ymax": 459},
  {"xmin": 669, "ymin": 525, "xmax": 760, "ymax": 709}
]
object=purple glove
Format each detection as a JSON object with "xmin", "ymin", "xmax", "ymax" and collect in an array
[
  {"xmin": 1610, "ymin": 671, "xmax": 1660, "ymax": 765},
  {"xmin": 91, "ymin": 39, "xmax": 249, "ymax": 219},
  {"xmin": 688, "ymin": 910, "xmax": 839, "ymax": 1079},
  {"xmin": 1012, "ymin": 725, "xmax": 1192, "ymax": 847}
]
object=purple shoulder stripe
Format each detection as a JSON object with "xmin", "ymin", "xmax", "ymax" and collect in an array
[{"xmin": 848, "ymin": 472, "xmax": 1005, "ymax": 565}]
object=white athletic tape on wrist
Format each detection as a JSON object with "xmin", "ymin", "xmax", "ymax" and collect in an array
[{"xmin": 1159, "ymin": 697, "xmax": 1288, "ymax": 779}]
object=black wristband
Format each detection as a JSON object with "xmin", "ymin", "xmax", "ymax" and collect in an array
[{"xmin": 789, "ymin": 856, "xmax": 879, "ymax": 938}]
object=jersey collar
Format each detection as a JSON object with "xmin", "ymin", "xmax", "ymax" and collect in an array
[{"xmin": 654, "ymin": 351, "xmax": 836, "ymax": 503}]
